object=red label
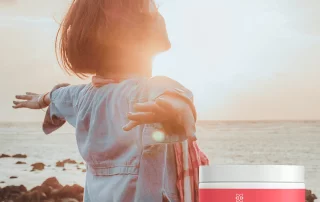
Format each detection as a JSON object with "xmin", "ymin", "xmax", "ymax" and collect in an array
[{"xmin": 199, "ymin": 189, "xmax": 305, "ymax": 202}]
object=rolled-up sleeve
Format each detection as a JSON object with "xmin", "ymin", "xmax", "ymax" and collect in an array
[
  {"xmin": 142, "ymin": 76, "xmax": 197, "ymax": 144},
  {"xmin": 49, "ymin": 87, "xmax": 76, "ymax": 121},
  {"xmin": 43, "ymin": 85, "xmax": 85, "ymax": 134}
]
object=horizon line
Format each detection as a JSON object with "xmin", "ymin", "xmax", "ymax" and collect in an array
[
  {"xmin": 0, "ymin": 119, "xmax": 319, "ymax": 124},
  {"xmin": 197, "ymin": 120, "xmax": 320, "ymax": 122}
]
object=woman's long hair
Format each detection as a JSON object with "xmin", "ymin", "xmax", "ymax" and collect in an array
[{"xmin": 56, "ymin": 0, "xmax": 170, "ymax": 78}]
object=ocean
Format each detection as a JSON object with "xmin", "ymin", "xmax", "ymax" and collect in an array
[{"xmin": 0, "ymin": 121, "xmax": 319, "ymax": 197}]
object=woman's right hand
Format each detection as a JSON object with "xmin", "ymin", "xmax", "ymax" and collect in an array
[
  {"xmin": 13, "ymin": 83, "xmax": 70, "ymax": 110},
  {"xmin": 13, "ymin": 92, "xmax": 42, "ymax": 109}
]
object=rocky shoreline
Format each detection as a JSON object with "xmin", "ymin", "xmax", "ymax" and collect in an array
[
  {"xmin": 0, "ymin": 177, "xmax": 83, "ymax": 202},
  {"xmin": 0, "ymin": 154, "xmax": 86, "ymax": 201},
  {"xmin": 0, "ymin": 153, "xmax": 318, "ymax": 201},
  {"xmin": 0, "ymin": 178, "xmax": 318, "ymax": 202}
]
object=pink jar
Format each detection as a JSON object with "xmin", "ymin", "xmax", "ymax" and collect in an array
[{"xmin": 199, "ymin": 165, "xmax": 305, "ymax": 202}]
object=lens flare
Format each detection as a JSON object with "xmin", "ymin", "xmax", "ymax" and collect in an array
[{"xmin": 152, "ymin": 130, "xmax": 165, "ymax": 142}]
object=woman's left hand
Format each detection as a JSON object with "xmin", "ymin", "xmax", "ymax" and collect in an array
[{"xmin": 123, "ymin": 95, "xmax": 196, "ymax": 138}]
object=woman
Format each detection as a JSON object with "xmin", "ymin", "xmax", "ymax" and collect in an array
[{"xmin": 13, "ymin": 0, "xmax": 208, "ymax": 201}]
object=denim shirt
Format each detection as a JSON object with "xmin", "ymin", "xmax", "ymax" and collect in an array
[{"xmin": 46, "ymin": 76, "xmax": 194, "ymax": 202}]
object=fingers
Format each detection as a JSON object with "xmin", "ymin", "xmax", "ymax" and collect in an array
[
  {"xmin": 157, "ymin": 96, "xmax": 196, "ymax": 139},
  {"xmin": 155, "ymin": 97, "xmax": 174, "ymax": 111},
  {"xmin": 26, "ymin": 92, "xmax": 38, "ymax": 95},
  {"xmin": 134, "ymin": 102, "xmax": 166, "ymax": 115},
  {"xmin": 126, "ymin": 97, "xmax": 182, "ymax": 128},
  {"xmin": 13, "ymin": 93, "xmax": 36, "ymax": 109},
  {"xmin": 127, "ymin": 112, "xmax": 159, "ymax": 123},
  {"xmin": 133, "ymin": 101, "xmax": 157, "ymax": 112},
  {"xmin": 15, "ymin": 95, "xmax": 33, "ymax": 100},
  {"xmin": 12, "ymin": 101, "xmax": 26, "ymax": 109},
  {"xmin": 122, "ymin": 121, "xmax": 140, "ymax": 131},
  {"xmin": 129, "ymin": 99, "xmax": 175, "ymax": 125}
]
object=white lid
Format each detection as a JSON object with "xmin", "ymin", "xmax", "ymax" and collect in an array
[{"xmin": 199, "ymin": 165, "xmax": 304, "ymax": 183}]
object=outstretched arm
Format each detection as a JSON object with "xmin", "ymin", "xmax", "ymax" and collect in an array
[
  {"xmin": 13, "ymin": 83, "xmax": 83, "ymax": 134},
  {"xmin": 12, "ymin": 83, "xmax": 70, "ymax": 110}
]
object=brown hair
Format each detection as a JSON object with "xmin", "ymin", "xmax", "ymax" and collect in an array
[{"xmin": 56, "ymin": 0, "xmax": 170, "ymax": 78}]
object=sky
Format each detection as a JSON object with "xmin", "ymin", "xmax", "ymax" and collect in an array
[{"xmin": 0, "ymin": 0, "xmax": 319, "ymax": 121}]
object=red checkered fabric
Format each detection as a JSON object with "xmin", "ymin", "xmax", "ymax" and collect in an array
[{"xmin": 174, "ymin": 139, "xmax": 209, "ymax": 202}]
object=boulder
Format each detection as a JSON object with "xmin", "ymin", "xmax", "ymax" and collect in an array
[
  {"xmin": 56, "ymin": 161, "xmax": 65, "ymax": 167},
  {"xmin": 31, "ymin": 163, "xmax": 45, "ymax": 171},
  {"xmin": 41, "ymin": 177, "xmax": 63, "ymax": 190},
  {"xmin": 15, "ymin": 161, "xmax": 26, "ymax": 165},
  {"xmin": 306, "ymin": 189, "xmax": 318, "ymax": 202},
  {"xmin": 0, "ymin": 154, "xmax": 11, "ymax": 158},
  {"xmin": 62, "ymin": 159, "xmax": 77, "ymax": 164},
  {"xmin": 12, "ymin": 154, "xmax": 27, "ymax": 158}
]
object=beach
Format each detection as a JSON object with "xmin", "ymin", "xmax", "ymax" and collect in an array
[{"xmin": 0, "ymin": 121, "xmax": 319, "ymax": 198}]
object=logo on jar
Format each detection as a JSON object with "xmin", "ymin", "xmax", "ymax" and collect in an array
[{"xmin": 235, "ymin": 194, "xmax": 244, "ymax": 202}]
